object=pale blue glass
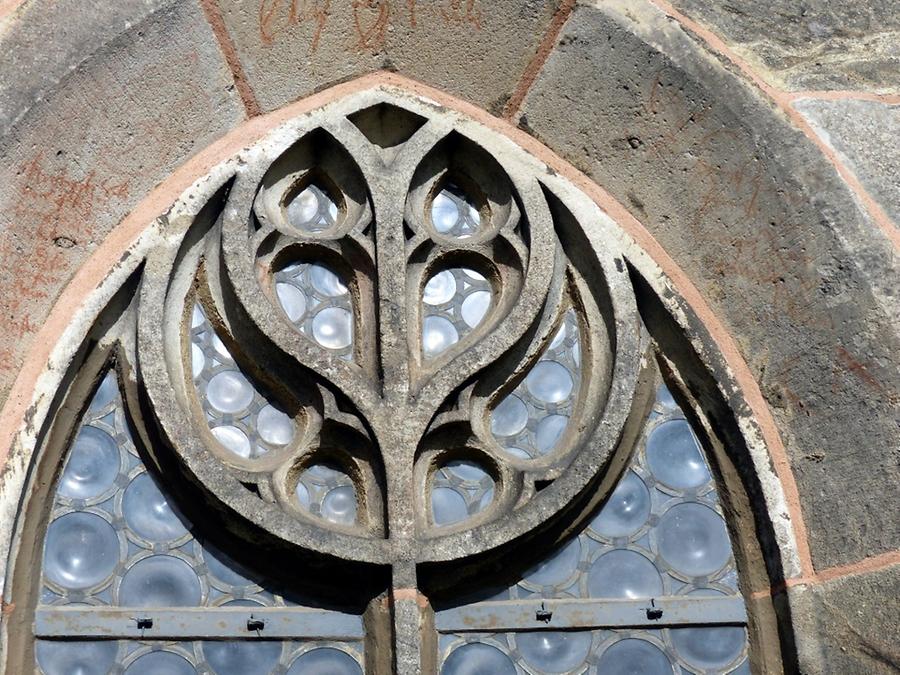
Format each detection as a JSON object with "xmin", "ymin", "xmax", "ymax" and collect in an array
[
  {"xmin": 442, "ymin": 643, "xmax": 516, "ymax": 675},
  {"xmin": 36, "ymin": 640, "xmax": 118, "ymax": 675}
]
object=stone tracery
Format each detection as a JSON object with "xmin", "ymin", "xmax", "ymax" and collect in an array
[
  {"xmin": 24, "ymin": 88, "xmax": 755, "ymax": 674},
  {"xmin": 139, "ymin": 89, "xmax": 640, "ymax": 563}
]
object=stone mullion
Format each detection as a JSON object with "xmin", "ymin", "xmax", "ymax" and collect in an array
[
  {"xmin": 359, "ymin": 133, "xmax": 444, "ymax": 673},
  {"xmin": 389, "ymin": 561, "xmax": 427, "ymax": 675}
]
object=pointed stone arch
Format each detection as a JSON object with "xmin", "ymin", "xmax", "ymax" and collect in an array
[{"xmin": 0, "ymin": 76, "xmax": 797, "ymax": 673}]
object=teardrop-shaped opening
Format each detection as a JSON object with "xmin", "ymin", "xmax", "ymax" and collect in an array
[
  {"xmin": 429, "ymin": 458, "xmax": 495, "ymax": 528},
  {"xmin": 407, "ymin": 131, "xmax": 515, "ymax": 242},
  {"xmin": 273, "ymin": 261, "xmax": 355, "ymax": 360},
  {"xmin": 421, "ymin": 267, "xmax": 493, "ymax": 359},
  {"xmin": 255, "ymin": 128, "xmax": 369, "ymax": 237}
]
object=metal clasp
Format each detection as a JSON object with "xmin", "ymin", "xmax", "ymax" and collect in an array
[
  {"xmin": 535, "ymin": 602, "xmax": 553, "ymax": 623},
  {"xmin": 644, "ymin": 598, "xmax": 663, "ymax": 621}
]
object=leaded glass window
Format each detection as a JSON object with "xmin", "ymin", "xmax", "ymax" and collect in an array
[
  {"xmin": 13, "ymin": 89, "xmax": 769, "ymax": 674},
  {"xmin": 434, "ymin": 382, "xmax": 749, "ymax": 674},
  {"xmin": 35, "ymin": 372, "xmax": 366, "ymax": 675}
]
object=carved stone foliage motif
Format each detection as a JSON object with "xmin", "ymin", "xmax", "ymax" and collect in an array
[{"xmin": 138, "ymin": 90, "xmax": 643, "ymax": 567}]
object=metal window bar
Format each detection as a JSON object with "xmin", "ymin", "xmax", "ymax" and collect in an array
[
  {"xmin": 435, "ymin": 595, "xmax": 747, "ymax": 633},
  {"xmin": 34, "ymin": 606, "xmax": 365, "ymax": 640}
]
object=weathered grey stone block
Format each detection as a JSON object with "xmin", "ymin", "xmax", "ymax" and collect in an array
[
  {"xmin": 790, "ymin": 565, "xmax": 900, "ymax": 673},
  {"xmin": 216, "ymin": 0, "xmax": 562, "ymax": 113},
  {"xmin": 0, "ymin": 0, "xmax": 243, "ymax": 402},
  {"xmin": 794, "ymin": 97, "xmax": 900, "ymax": 223},
  {"xmin": 0, "ymin": 0, "xmax": 175, "ymax": 138}
]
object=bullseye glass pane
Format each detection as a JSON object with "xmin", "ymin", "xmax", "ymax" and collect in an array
[
  {"xmin": 657, "ymin": 502, "xmax": 731, "ymax": 577},
  {"xmin": 122, "ymin": 473, "xmax": 189, "ymax": 543},
  {"xmin": 422, "ymin": 316, "xmax": 458, "ymax": 357},
  {"xmin": 190, "ymin": 304, "xmax": 296, "ymax": 459},
  {"xmin": 36, "ymin": 640, "xmax": 118, "ymax": 675},
  {"xmin": 286, "ymin": 183, "xmax": 339, "ymax": 232},
  {"xmin": 429, "ymin": 459, "xmax": 495, "ymax": 527},
  {"xmin": 203, "ymin": 637, "xmax": 283, "ymax": 675},
  {"xmin": 522, "ymin": 538, "xmax": 581, "ymax": 588},
  {"xmin": 516, "ymin": 631, "xmax": 593, "ymax": 673},
  {"xmin": 273, "ymin": 263, "xmax": 355, "ymax": 360},
  {"xmin": 124, "ymin": 651, "xmax": 195, "ymax": 675},
  {"xmin": 442, "ymin": 643, "xmax": 516, "ymax": 675},
  {"xmin": 295, "ymin": 463, "xmax": 359, "ymax": 526},
  {"xmin": 286, "ymin": 647, "xmax": 363, "ymax": 675},
  {"xmin": 58, "ymin": 425, "xmax": 120, "ymax": 500},
  {"xmin": 646, "ymin": 419, "xmax": 710, "ymax": 490},
  {"xmin": 597, "ymin": 638, "xmax": 672, "ymax": 675},
  {"xmin": 202, "ymin": 544, "xmax": 258, "ymax": 589},
  {"xmin": 118, "ymin": 555, "xmax": 202, "ymax": 607},
  {"xmin": 589, "ymin": 471, "xmax": 651, "ymax": 538},
  {"xmin": 672, "ymin": 622, "xmax": 746, "ymax": 671},
  {"xmin": 587, "ymin": 549, "xmax": 663, "ymax": 599},
  {"xmin": 43, "ymin": 512, "xmax": 119, "ymax": 591},
  {"xmin": 421, "ymin": 267, "xmax": 492, "ymax": 359},
  {"xmin": 429, "ymin": 184, "xmax": 481, "ymax": 239},
  {"xmin": 490, "ymin": 309, "xmax": 582, "ymax": 461}
]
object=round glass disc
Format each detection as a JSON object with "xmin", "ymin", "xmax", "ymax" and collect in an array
[
  {"xmin": 442, "ymin": 643, "xmax": 516, "ymax": 675},
  {"xmin": 657, "ymin": 502, "xmax": 731, "ymax": 577},
  {"xmin": 58, "ymin": 426, "xmax": 120, "ymax": 500},
  {"xmin": 43, "ymin": 512, "xmax": 119, "ymax": 590}
]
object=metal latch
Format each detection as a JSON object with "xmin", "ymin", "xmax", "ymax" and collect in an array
[
  {"xmin": 133, "ymin": 616, "xmax": 153, "ymax": 637},
  {"xmin": 535, "ymin": 602, "xmax": 553, "ymax": 623}
]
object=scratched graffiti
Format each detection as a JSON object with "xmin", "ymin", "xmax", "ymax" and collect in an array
[
  {"xmin": 16, "ymin": 153, "xmax": 128, "ymax": 227},
  {"xmin": 258, "ymin": 0, "xmax": 483, "ymax": 52},
  {"xmin": 640, "ymin": 69, "xmax": 838, "ymax": 333},
  {"xmin": 0, "ymin": 154, "xmax": 129, "ymax": 374},
  {"xmin": 632, "ymin": 68, "xmax": 900, "ymax": 414}
]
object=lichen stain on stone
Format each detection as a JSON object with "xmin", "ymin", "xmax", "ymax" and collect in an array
[{"xmin": 22, "ymin": 402, "xmax": 40, "ymax": 436}]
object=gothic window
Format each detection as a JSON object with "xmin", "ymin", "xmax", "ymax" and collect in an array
[{"xmin": 11, "ymin": 90, "xmax": 765, "ymax": 674}]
